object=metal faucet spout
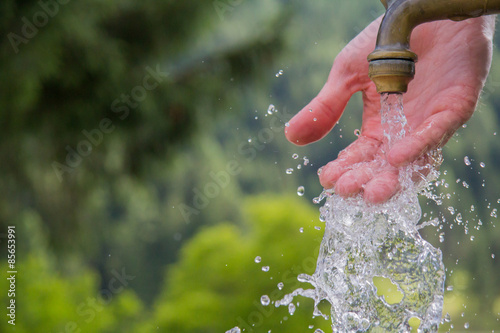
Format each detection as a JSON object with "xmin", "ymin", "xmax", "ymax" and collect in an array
[{"xmin": 368, "ymin": 0, "xmax": 500, "ymax": 93}]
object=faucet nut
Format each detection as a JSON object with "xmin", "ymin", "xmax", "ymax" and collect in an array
[{"xmin": 368, "ymin": 59, "xmax": 415, "ymax": 93}]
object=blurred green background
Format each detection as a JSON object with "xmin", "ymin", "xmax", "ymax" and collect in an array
[{"xmin": 1, "ymin": 0, "xmax": 499, "ymax": 332}]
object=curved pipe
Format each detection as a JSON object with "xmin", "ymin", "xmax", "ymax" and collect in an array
[{"xmin": 368, "ymin": 0, "xmax": 500, "ymax": 93}]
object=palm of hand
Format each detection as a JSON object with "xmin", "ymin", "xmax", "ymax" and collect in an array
[{"xmin": 285, "ymin": 17, "xmax": 495, "ymax": 203}]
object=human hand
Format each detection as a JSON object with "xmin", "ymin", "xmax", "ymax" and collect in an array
[{"xmin": 285, "ymin": 16, "xmax": 495, "ymax": 203}]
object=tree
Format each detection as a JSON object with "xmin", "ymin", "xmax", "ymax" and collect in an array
[
  {"xmin": 149, "ymin": 195, "xmax": 331, "ymax": 332},
  {"xmin": 0, "ymin": 0, "xmax": 290, "ymax": 302},
  {"xmin": 0, "ymin": 211, "xmax": 144, "ymax": 332}
]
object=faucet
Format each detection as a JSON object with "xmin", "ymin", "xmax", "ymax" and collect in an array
[{"xmin": 368, "ymin": 0, "xmax": 500, "ymax": 93}]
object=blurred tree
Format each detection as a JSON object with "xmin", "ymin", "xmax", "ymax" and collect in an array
[
  {"xmin": 147, "ymin": 195, "xmax": 330, "ymax": 333},
  {"xmin": 0, "ymin": 0, "xmax": 291, "ymax": 302},
  {"xmin": 0, "ymin": 209, "xmax": 144, "ymax": 332}
]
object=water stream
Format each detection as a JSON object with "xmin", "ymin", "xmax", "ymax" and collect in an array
[{"xmin": 275, "ymin": 94, "xmax": 446, "ymax": 332}]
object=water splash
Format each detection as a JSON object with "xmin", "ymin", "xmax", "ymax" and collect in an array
[
  {"xmin": 380, "ymin": 93, "xmax": 409, "ymax": 152},
  {"xmin": 277, "ymin": 94, "xmax": 445, "ymax": 332}
]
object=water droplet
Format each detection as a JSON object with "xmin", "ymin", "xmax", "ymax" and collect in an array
[
  {"xmin": 444, "ymin": 313, "xmax": 451, "ymax": 322},
  {"xmin": 288, "ymin": 303, "xmax": 296, "ymax": 315},
  {"xmin": 262, "ymin": 266, "xmax": 270, "ymax": 272},
  {"xmin": 446, "ymin": 285, "xmax": 454, "ymax": 291},
  {"xmin": 267, "ymin": 104, "xmax": 275, "ymax": 115},
  {"xmin": 492, "ymin": 253, "xmax": 496, "ymax": 259},
  {"xmin": 303, "ymin": 157, "xmax": 309, "ymax": 166},
  {"xmin": 285, "ymin": 122, "xmax": 290, "ymax": 127},
  {"xmin": 448, "ymin": 206, "xmax": 455, "ymax": 215},
  {"xmin": 464, "ymin": 322, "xmax": 469, "ymax": 329},
  {"xmin": 254, "ymin": 256, "xmax": 261, "ymax": 263},
  {"xmin": 248, "ymin": 138, "xmax": 252, "ymax": 143},
  {"xmin": 314, "ymin": 226, "xmax": 321, "ymax": 230},
  {"xmin": 286, "ymin": 168, "xmax": 294, "ymax": 175},
  {"xmin": 297, "ymin": 186, "xmax": 305, "ymax": 196},
  {"xmin": 462, "ymin": 181, "xmax": 469, "ymax": 188},
  {"xmin": 278, "ymin": 282, "xmax": 284, "ymax": 290},
  {"xmin": 491, "ymin": 209, "xmax": 498, "ymax": 218},
  {"xmin": 313, "ymin": 118, "xmax": 317, "ymax": 122},
  {"xmin": 480, "ymin": 162, "xmax": 486, "ymax": 168},
  {"xmin": 317, "ymin": 167, "xmax": 323, "ymax": 176},
  {"xmin": 464, "ymin": 156, "xmax": 471, "ymax": 166},
  {"xmin": 354, "ymin": 129, "xmax": 361, "ymax": 137},
  {"xmin": 292, "ymin": 153, "xmax": 299, "ymax": 159},
  {"xmin": 309, "ymin": 109, "xmax": 313, "ymax": 113},
  {"xmin": 226, "ymin": 327, "xmax": 241, "ymax": 333},
  {"xmin": 470, "ymin": 235, "xmax": 475, "ymax": 241},
  {"xmin": 439, "ymin": 233, "xmax": 445, "ymax": 243},
  {"xmin": 299, "ymin": 227, "xmax": 304, "ymax": 233},
  {"xmin": 314, "ymin": 329, "xmax": 324, "ymax": 333},
  {"xmin": 261, "ymin": 295, "xmax": 270, "ymax": 306},
  {"xmin": 297, "ymin": 164, "xmax": 302, "ymax": 170},
  {"xmin": 254, "ymin": 116, "xmax": 258, "ymax": 120}
]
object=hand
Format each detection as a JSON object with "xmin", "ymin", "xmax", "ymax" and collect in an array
[{"xmin": 285, "ymin": 16, "xmax": 495, "ymax": 203}]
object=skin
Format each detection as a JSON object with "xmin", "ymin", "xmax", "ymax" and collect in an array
[{"xmin": 285, "ymin": 16, "xmax": 496, "ymax": 204}]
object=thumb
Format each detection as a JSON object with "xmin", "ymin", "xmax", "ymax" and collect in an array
[{"xmin": 285, "ymin": 58, "xmax": 367, "ymax": 146}]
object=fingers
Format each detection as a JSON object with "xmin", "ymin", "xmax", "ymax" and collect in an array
[
  {"xmin": 333, "ymin": 161, "xmax": 378, "ymax": 196},
  {"xmin": 362, "ymin": 170, "xmax": 400, "ymax": 204},
  {"xmin": 319, "ymin": 136, "xmax": 381, "ymax": 188},
  {"xmin": 328, "ymin": 157, "xmax": 400, "ymax": 204},
  {"xmin": 387, "ymin": 109, "xmax": 467, "ymax": 167}
]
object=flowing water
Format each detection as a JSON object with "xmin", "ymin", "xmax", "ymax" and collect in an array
[{"xmin": 275, "ymin": 94, "xmax": 446, "ymax": 332}]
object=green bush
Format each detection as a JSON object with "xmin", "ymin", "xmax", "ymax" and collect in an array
[{"xmin": 149, "ymin": 195, "xmax": 331, "ymax": 332}]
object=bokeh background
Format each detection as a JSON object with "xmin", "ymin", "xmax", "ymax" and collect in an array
[{"xmin": 1, "ymin": 0, "xmax": 500, "ymax": 332}]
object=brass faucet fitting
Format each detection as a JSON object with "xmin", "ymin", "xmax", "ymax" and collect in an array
[
  {"xmin": 368, "ymin": 59, "xmax": 415, "ymax": 93},
  {"xmin": 368, "ymin": 0, "xmax": 500, "ymax": 93}
]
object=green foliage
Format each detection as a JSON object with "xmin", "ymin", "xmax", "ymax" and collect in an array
[
  {"xmin": 0, "ymin": 213, "xmax": 144, "ymax": 333},
  {"xmin": 149, "ymin": 195, "xmax": 330, "ymax": 332},
  {"xmin": 0, "ymin": 0, "xmax": 288, "ymax": 303},
  {"xmin": 1, "ymin": 0, "xmax": 500, "ymax": 331}
]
